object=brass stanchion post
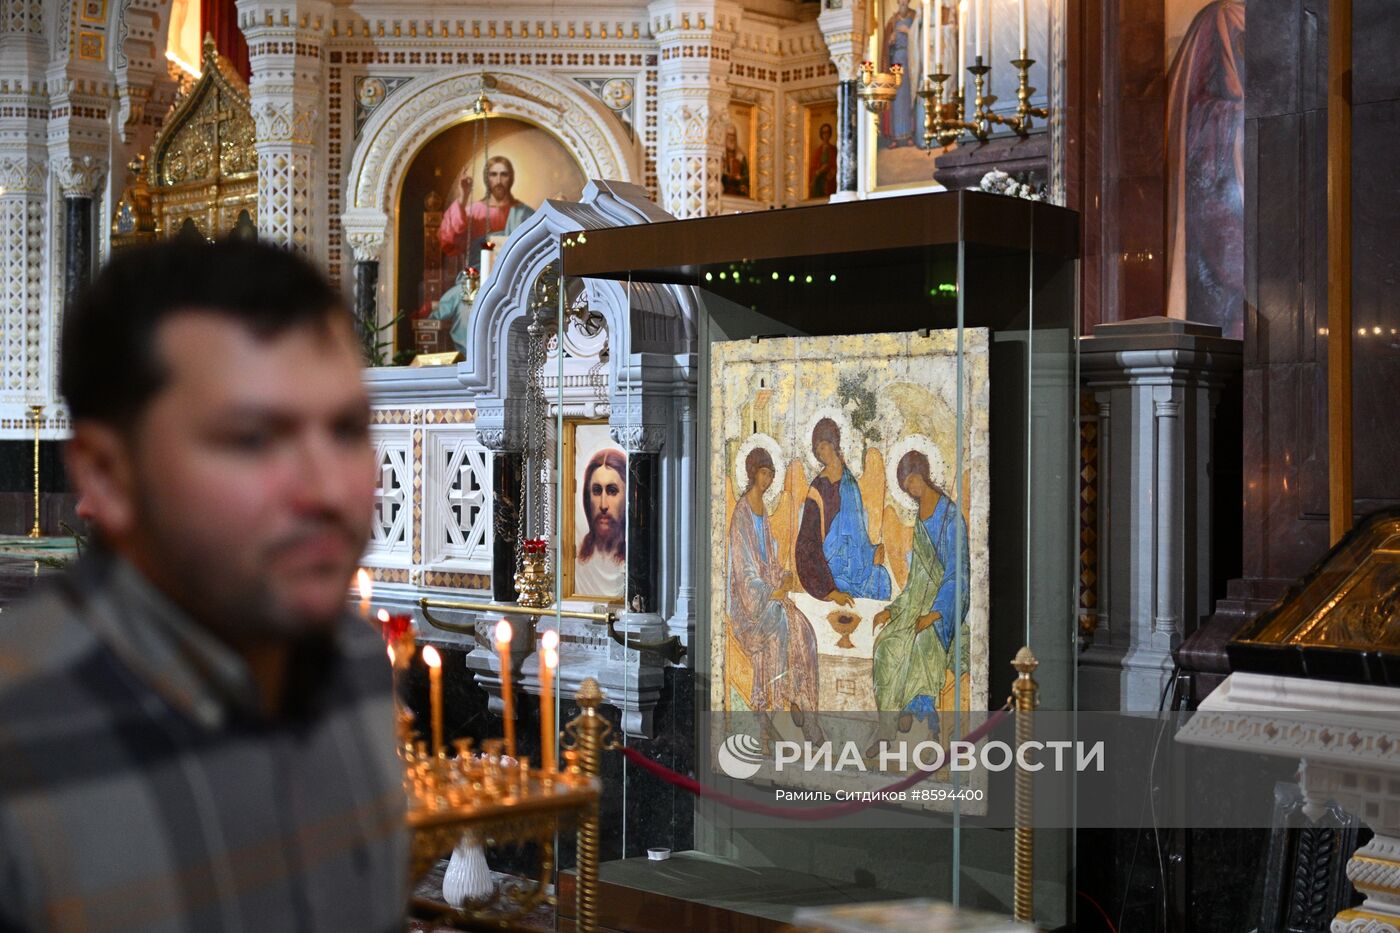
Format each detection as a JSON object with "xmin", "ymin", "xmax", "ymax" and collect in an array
[
  {"xmin": 565, "ymin": 677, "xmax": 613, "ymax": 933},
  {"xmin": 27, "ymin": 405, "xmax": 42, "ymax": 539},
  {"xmin": 1011, "ymin": 646, "xmax": 1039, "ymax": 924}
]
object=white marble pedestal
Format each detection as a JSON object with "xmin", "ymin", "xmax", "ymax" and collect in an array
[{"xmin": 1176, "ymin": 672, "xmax": 1400, "ymax": 932}]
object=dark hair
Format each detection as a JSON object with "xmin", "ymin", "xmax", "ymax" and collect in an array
[
  {"xmin": 61, "ymin": 237, "xmax": 346, "ymax": 427},
  {"xmin": 744, "ymin": 446, "xmax": 774, "ymax": 489},
  {"xmin": 579, "ymin": 447, "xmax": 627, "ymax": 561},
  {"xmin": 811, "ymin": 417, "xmax": 841, "ymax": 460},
  {"xmin": 896, "ymin": 450, "xmax": 936, "ymax": 493}
]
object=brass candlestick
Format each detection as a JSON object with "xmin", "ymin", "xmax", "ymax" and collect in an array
[
  {"xmin": 27, "ymin": 405, "xmax": 42, "ymax": 538},
  {"xmin": 987, "ymin": 54, "xmax": 1050, "ymax": 135},
  {"xmin": 1011, "ymin": 645, "xmax": 1040, "ymax": 923},
  {"xmin": 918, "ymin": 53, "xmax": 1050, "ymax": 146}
]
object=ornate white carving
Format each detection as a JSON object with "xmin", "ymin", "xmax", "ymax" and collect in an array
[
  {"xmin": 817, "ymin": 2, "xmax": 867, "ymax": 82},
  {"xmin": 256, "ymin": 148, "xmax": 314, "ymax": 251},
  {"xmin": 1179, "ymin": 673, "xmax": 1400, "ymax": 933},
  {"xmin": 53, "ymin": 155, "xmax": 105, "ymax": 198},
  {"xmin": 0, "ymin": 156, "xmax": 46, "ymax": 195},
  {"xmin": 252, "ymin": 99, "xmax": 317, "ymax": 146},
  {"xmin": 610, "ymin": 424, "xmax": 667, "ymax": 454},
  {"xmin": 0, "ymin": 182, "xmax": 45, "ymax": 398},
  {"xmin": 367, "ymin": 429, "xmax": 412, "ymax": 560},
  {"xmin": 423, "ymin": 427, "xmax": 492, "ymax": 572}
]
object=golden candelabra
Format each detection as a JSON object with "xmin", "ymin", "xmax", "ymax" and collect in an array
[
  {"xmin": 27, "ymin": 405, "xmax": 42, "ymax": 539},
  {"xmin": 919, "ymin": 52, "xmax": 1050, "ymax": 147},
  {"xmin": 397, "ymin": 672, "xmax": 604, "ymax": 930},
  {"xmin": 1010, "ymin": 645, "xmax": 1040, "ymax": 924}
]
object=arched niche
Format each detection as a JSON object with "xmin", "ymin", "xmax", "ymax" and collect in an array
[{"xmin": 342, "ymin": 67, "xmax": 641, "ymax": 314}]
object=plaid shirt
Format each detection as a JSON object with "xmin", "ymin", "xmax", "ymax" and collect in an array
[{"xmin": 0, "ymin": 554, "xmax": 408, "ymax": 932}]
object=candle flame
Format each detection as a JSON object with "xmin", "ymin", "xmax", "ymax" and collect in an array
[
  {"xmin": 543, "ymin": 647, "xmax": 559, "ymax": 670},
  {"xmin": 541, "ymin": 629, "xmax": 559, "ymax": 651},
  {"xmin": 387, "ymin": 644, "xmax": 396, "ymax": 664},
  {"xmin": 422, "ymin": 644, "xmax": 442, "ymax": 668},
  {"xmin": 356, "ymin": 569, "xmax": 372, "ymax": 607},
  {"xmin": 376, "ymin": 608, "xmax": 390, "ymax": 623},
  {"xmin": 495, "ymin": 619, "xmax": 512, "ymax": 645}
]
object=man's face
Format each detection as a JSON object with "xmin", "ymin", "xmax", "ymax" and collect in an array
[
  {"xmin": 487, "ymin": 162, "xmax": 514, "ymax": 201},
  {"xmin": 586, "ymin": 464, "xmax": 624, "ymax": 544},
  {"xmin": 819, "ymin": 124, "xmax": 832, "ymax": 143},
  {"xmin": 726, "ymin": 128, "xmax": 738, "ymax": 152},
  {"xmin": 79, "ymin": 312, "xmax": 375, "ymax": 641}
]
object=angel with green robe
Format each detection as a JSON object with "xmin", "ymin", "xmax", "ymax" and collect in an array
[{"xmin": 867, "ymin": 450, "xmax": 970, "ymax": 755}]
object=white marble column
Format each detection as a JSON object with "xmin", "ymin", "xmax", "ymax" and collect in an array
[
  {"xmin": 1078, "ymin": 317, "xmax": 1241, "ymax": 711},
  {"xmin": 236, "ymin": 0, "xmax": 329, "ymax": 257},
  {"xmin": 647, "ymin": 0, "xmax": 740, "ymax": 218},
  {"xmin": 0, "ymin": 3, "xmax": 51, "ymax": 428}
]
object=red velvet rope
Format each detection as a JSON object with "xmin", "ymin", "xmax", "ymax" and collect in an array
[{"xmin": 617, "ymin": 707, "xmax": 1012, "ymax": 821}]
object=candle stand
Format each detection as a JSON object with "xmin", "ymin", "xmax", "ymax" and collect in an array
[{"xmin": 400, "ymin": 683, "xmax": 609, "ymax": 932}]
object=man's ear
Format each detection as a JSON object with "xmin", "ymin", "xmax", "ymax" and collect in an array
[{"xmin": 64, "ymin": 422, "xmax": 138, "ymax": 539}]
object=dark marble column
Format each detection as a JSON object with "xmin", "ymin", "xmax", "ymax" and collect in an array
[
  {"xmin": 353, "ymin": 259, "xmax": 378, "ymax": 346},
  {"xmin": 624, "ymin": 452, "xmax": 658, "ymax": 613},
  {"xmin": 836, "ymin": 79, "xmax": 859, "ymax": 194},
  {"xmin": 491, "ymin": 451, "xmax": 522, "ymax": 603},
  {"xmin": 63, "ymin": 197, "xmax": 92, "ymax": 312}
]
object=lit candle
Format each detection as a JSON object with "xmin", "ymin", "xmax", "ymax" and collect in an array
[
  {"xmin": 921, "ymin": 0, "xmax": 931, "ymax": 77},
  {"xmin": 356, "ymin": 568, "xmax": 372, "ymax": 619},
  {"xmin": 1018, "ymin": 0, "xmax": 1027, "ymax": 55},
  {"xmin": 495, "ymin": 620, "xmax": 516, "ymax": 758},
  {"xmin": 422, "ymin": 644, "xmax": 443, "ymax": 756},
  {"xmin": 540, "ymin": 629, "xmax": 558, "ymax": 773}
]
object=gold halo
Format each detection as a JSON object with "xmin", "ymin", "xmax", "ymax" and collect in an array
[
  {"xmin": 885, "ymin": 434, "xmax": 951, "ymax": 515},
  {"xmin": 733, "ymin": 433, "xmax": 787, "ymax": 512}
]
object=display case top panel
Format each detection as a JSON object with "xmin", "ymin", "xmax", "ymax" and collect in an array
[{"xmin": 559, "ymin": 190, "xmax": 1079, "ymax": 284}]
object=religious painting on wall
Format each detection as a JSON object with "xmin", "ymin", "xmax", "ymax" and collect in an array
[
  {"xmin": 721, "ymin": 102, "xmax": 756, "ymax": 199},
  {"xmin": 709, "ymin": 329, "xmax": 991, "ymax": 809},
  {"xmin": 395, "ymin": 117, "xmax": 586, "ymax": 355},
  {"xmin": 564, "ymin": 420, "xmax": 627, "ymax": 603},
  {"xmin": 803, "ymin": 100, "xmax": 840, "ymax": 202},
  {"xmin": 869, "ymin": 0, "xmax": 954, "ymax": 192}
]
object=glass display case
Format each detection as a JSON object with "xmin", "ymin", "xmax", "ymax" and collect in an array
[{"xmin": 543, "ymin": 189, "xmax": 1082, "ymax": 930}]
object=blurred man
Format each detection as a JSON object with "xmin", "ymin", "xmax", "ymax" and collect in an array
[{"xmin": 0, "ymin": 238, "xmax": 408, "ymax": 931}]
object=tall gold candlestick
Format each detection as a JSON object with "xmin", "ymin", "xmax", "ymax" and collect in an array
[
  {"xmin": 495, "ymin": 619, "xmax": 516, "ymax": 758},
  {"xmin": 422, "ymin": 644, "xmax": 443, "ymax": 756},
  {"xmin": 27, "ymin": 405, "xmax": 42, "ymax": 539},
  {"xmin": 540, "ymin": 629, "xmax": 559, "ymax": 773}
]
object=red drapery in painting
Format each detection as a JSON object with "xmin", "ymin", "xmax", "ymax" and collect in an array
[{"xmin": 201, "ymin": 0, "xmax": 249, "ymax": 82}]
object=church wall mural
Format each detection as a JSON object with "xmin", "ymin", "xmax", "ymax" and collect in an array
[
  {"xmin": 709, "ymin": 329, "xmax": 991, "ymax": 808},
  {"xmin": 395, "ymin": 117, "xmax": 587, "ymax": 352}
]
